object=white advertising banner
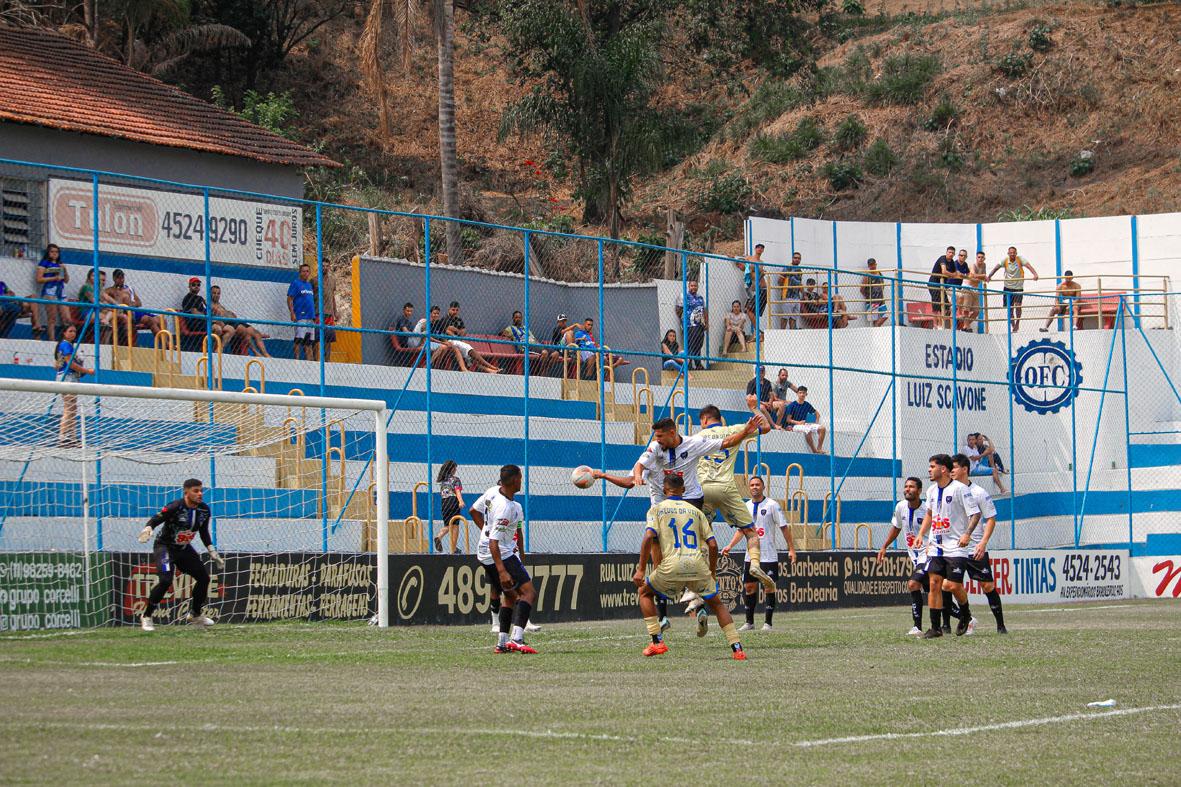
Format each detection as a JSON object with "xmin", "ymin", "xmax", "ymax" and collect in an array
[
  {"xmin": 1129, "ymin": 556, "xmax": 1181, "ymax": 599},
  {"xmin": 48, "ymin": 178, "xmax": 303, "ymax": 269},
  {"xmin": 965, "ymin": 549, "xmax": 1129, "ymax": 604}
]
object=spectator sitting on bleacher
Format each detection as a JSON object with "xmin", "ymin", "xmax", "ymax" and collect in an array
[
  {"xmin": 820, "ymin": 283, "xmax": 849, "ymax": 328},
  {"xmin": 183, "ymin": 277, "xmax": 235, "ymax": 351},
  {"xmin": 784, "ymin": 386, "xmax": 826, "ymax": 454},
  {"xmin": 860, "ymin": 258, "xmax": 888, "ymax": 327},
  {"xmin": 108, "ymin": 269, "xmax": 160, "ymax": 337},
  {"xmin": 442, "ymin": 301, "xmax": 466, "ymax": 336},
  {"xmin": 78, "ymin": 269, "xmax": 116, "ymax": 343},
  {"xmin": 565, "ymin": 317, "xmax": 622, "ymax": 379},
  {"xmin": 0, "ymin": 278, "xmax": 39, "ymax": 339},
  {"xmin": 661, "ymin": 329, "xmax": 688, "ymax": 376},
  {"xmin": 211, "ymin": 285, "xmax": 271, "ymax": 356},
  {"xmin": 772, "ymin": 368, "xmax": 798, "ymax": 427},
  {"xmin": 417, "ymin": 305, "xmax": 464, "ymax": 369},
  {"xmin": 419, "ymin": 305, "xmax": 500, "ymax": 374},
  {"xmin": 390, "ymin": 302, "xmax": 420, "ymax": 364},
  {"xmin": 503, "ymin": 310, "xmax": 558, "ymax": 372},
  {"xmin": 287, "ymin": 263, "xmax": 318, "ymax": 361},
  {"xmin": 965, "ymin": 432, "xmax": 1007, "ymax": 494},
  {"xmin": 799, "ymin": 278, "xmax": 824, "ymax": 328},
  {"xmin": 722, "ymin": 300, "xmax": 751, "ymax": 354},
  {"xmin": 1039, "ymin": 270, "xmax": 1082, "ymax": 332},
  {"xmin": 745, "ymin": 366, "xmax": 784, "ymax": 426},
  {"xmin": 36, "ymin": 243, "xmax": 68, "ymax": 342}
]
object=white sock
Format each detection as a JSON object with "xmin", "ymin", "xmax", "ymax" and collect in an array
[
  {"xmin": 497, "ymin": 631, "xmax": 508, "ymax": 646},
  {"xmin": 511, "ymin": 625, "xmax": 524, "ymax": 642}
]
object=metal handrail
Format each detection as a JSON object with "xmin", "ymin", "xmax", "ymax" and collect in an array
[
  {"xmin": 244, "ymin": 358, "xmax": 266, "ymax": 393},
  {"xmin": 286, "ymin": 388, "xmax": 306, "ymax": 427},
  {"xmin": 785, "ymin": 463, "xmax": 804, "ymax": 499},
  {"xmin": 199, "ymin": 333, "xmax": 223, "ymax": 390},
  {"xmin": 152, "ymin": 328, "xmax": 176, "ymax": 386},
  {"xmin": 674, "ymin": 411, "xmax": 693, "ymax": 434},
  {"xmin": 634, "ymin": 385, "xmax": 653, "ymax": 444},
  {"xmin": 411, "ymin": 481, "xmax": 429, "ymax": 520},
  {"xmin": 854, "ymin": 523, "xmax": 873, "ymax": 550},
  {"xmin": 399, "ymin": 515, "xmax": 426, "ymax": 553},
  {"xmin": 821, "ymin": 492, "xmax": 842, "ymax": 547},
  {"xmin": 447, "ymin": 514, "xmax": 472, "ymax": 553},
  {"xmin": 788, "ymin": 489, "xmax": 808, "ymax": 528}
]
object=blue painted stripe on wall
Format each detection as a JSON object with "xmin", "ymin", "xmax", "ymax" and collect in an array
[
  {"xmin": 1129, "ymin": 443, "xmax": 1181, "ymax": 468},
  {"xmin": 59, "ymin": 248, "xmax": 296, "ymax": 284}
]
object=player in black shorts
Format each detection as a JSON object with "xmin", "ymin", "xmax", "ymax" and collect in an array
[{"xmin": 136, "ymin": 478, "xmax": 224, "ymax": 631}]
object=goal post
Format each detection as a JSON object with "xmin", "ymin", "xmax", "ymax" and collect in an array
[{"xmin": 0, "ymin": 377, "xmax": 392, "ymax": 630}]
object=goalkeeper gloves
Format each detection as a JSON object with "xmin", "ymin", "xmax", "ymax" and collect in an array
[
  {"xmin": 208, "ymin": 547, "xmax": 225, "ymax": 569},
  {"xmin": 137, "ymin": 525, "xmax": 153, "ymax": 544}
]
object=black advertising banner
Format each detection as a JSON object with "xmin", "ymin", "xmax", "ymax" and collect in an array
[
  {"xmin": 109, "ymin": 552, "xmax": 375, "ymax": 625},
  {"xmin": 100, "ymin": 550, "xmax": 910, "ymax": 626}
]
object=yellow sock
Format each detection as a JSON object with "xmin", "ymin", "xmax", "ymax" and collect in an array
[
  {"xmin": 722, "ymin": 622, "xmax": 741, "ymax": 647},
  {"xmin": 644, "ymin": 616, "xmax": 662, "ymax": 637},
  {"xmin": 747, "ymin": 535, "xmax": 761, "ymax": 563}
]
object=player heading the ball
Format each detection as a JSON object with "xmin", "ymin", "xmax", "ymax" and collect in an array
[
  {"xmin": 635, "ymin": 475, "xmax": 746, "ymax": 661},
  {"xmin": 136, "ymin": 478, "xmax": 224, "ymax": 631}
]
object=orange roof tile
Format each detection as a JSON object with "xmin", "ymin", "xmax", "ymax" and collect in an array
[{"xmin": 0, "ymin": 25, "xmax": 339, "ymax": 169}]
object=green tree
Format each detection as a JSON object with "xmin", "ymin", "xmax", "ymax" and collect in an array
[
  {"xmin": 495, "ymin": 0, "xmax": 665, "ymax": 245},
  {"xmin": 680, "ymin": 0, "xmax": 827, "ymax": 80}
]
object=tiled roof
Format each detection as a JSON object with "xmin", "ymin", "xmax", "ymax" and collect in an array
[{"xmin": 0, "ymin": 25, "xmax": 339, "ymax": 168}]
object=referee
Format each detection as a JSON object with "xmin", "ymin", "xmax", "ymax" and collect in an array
[{"xmin": 137, "ymin": 478, "xmax": 224, "ymax": 631}]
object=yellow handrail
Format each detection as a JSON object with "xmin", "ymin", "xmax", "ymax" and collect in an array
[
  {"xmin": 670, "ymin": 384, "xmax": 687, "ymax": 425},
  {"xmin": 447, "ymin": 515, "xmax": 471, "ymax": 553},
  {"xmin": 244, "ymin": 358, "xmax": 266, "ymax": 393},
  {"xmin": 634, "ymin": 385, "xmax": 653, "ymax": 444},
  {"xmin": 854, "ymin": 523, "xmax": 873, "ymax": 550},
  {"xmin": 153, "ymin": 329, "xmax": 175, "ymax": 386},
  {"xmin": 785, "ymin": 463, "xmax": 804, "ymax": 499},
  {"xmin": 199, "ymin": 333, "xmax": 223, "ymax": 390},
  {"xmin": 411, "ymin": 481, "xmax": 429, "ymax": 520},
  {"xmin": 675, "ymin": 411, "xmax": 693, "ymax": 434},
  {"xmin": 280, "ymin": 416, "xmax": 305, "ymax": 473},
  {"xmin": 324, "ymin": 418, "xmax": 346, "ymax": 459},
  {"xmin": 286, "ymin": 388, "xmax": 306, "ymax": 428},
  {"xmin": 788, "ymin": 489, "xmax": 808, "ymax": 527},
  {"xmin": 399, "ymin": 515, "xmax": 427, "ymax": 553},
  {"xmin": 821, "ymin": 492, "xmax": 842, "ymax": 548},
  {"xmin": 631, "ymin": 366, "xmax": 649, "ymax": 407}
]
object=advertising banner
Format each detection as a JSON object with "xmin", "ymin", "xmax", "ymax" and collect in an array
[
  {"xmin": 48, "ymin": 178, "xmax": 303, "ymax": 268},
  {"xmin": 965, "ymin": 549, "xmax": 1129, "ymax": 604},
  {"xmin": 0, "ymin": 553, "xmax": 108, "ymax": 631},
  {"xmin": 1129, "ymin": 556, "xmax": 1181, "ymax": 599}
]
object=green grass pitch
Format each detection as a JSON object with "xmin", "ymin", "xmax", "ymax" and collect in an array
[{"xmin": 1, "ymin": 601, "xmax": 1179, "ymax": 783}]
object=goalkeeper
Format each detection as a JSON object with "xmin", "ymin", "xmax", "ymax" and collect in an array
[{"xmin": 136, "ymin": 478, "xmax": 225, "ymax": 631}]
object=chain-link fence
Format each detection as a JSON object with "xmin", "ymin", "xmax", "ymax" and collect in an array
[{"xmin": 0, "ymin": 158, "xmax": 1175, "ymax": 559}]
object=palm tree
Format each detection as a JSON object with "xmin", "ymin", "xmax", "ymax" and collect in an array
[{"xmin": 360, "ymin": 0, "xmax": 464, "ymax": 266}]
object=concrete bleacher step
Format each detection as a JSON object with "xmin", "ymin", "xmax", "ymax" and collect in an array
[
  {"xmin": 661, "ymin": 368, "xmax": 752, "ymax": 388},
  {"xmin": 111, "ymin": 346, "xmax": 156, "ymax": 373}
]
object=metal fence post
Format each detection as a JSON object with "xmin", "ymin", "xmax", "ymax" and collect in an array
[
  {"xmin": 598, "ymin": 239, "xmax": 608, "ymax": 551},
  {"xmin": 1119, "ymin": 299, "xmax": 1134, "ymax": 552},
  {"xmin": 203, "ymin": 187, "xmax": 218, "ymax": 547},
  {"xmin": 827, "ymin": 268, "xmax": 836, "ymax": 549},
  {"xmin": 523, "ymin": 229, "xmax": 532, "ymax": 553},
  {"xmin": 1070, "ymin": 298, "xmax": 1078, "ymax": 544},
  {"xmin": 424, "ymin": 217, "xmax": 434, "ymax": 551},
  {"xmin": 1006, "ymin": 290, "xmax": 1016, "ymax": 548}
]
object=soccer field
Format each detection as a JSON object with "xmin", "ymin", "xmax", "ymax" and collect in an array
[{"xmin": 2, "ymin": 602, "xmax": 1179, "ymax": 784}]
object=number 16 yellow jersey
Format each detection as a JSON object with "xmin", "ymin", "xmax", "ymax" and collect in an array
[{"xmin": 646, "ymin": 498, "xmax": 715, "ymax": 578}]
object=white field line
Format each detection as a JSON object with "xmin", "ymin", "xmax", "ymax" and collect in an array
[
  {"xmin": 1023, "ymin": 604, "xmax": 1141, "ymax": 614},
  {"xmin": 0, "ymin": 719, "xmax": 756, "ymax": 747},
  {"xmin": 790, "ymin": 704, "xmax": 1181, "ymax": 748},
  {"xmin": 0, "ymin": 657, "xmax": 179, "ymax": 668}
]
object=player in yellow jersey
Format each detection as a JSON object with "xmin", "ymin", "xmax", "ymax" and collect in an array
[
  {"xmin": 693, "ymin": 405, "xmax": 776, "ymax": 594},
  {"xmin": 634, "ymin": 475, "xmax": 746, "ymax": 660}
]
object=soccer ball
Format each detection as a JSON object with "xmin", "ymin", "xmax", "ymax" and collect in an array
[{"xmin": 570, "ymin": 465, "xmax": 595, "ymax": 489}]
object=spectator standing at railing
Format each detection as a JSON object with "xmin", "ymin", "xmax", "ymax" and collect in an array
[
  {"xmin": 54, "ymin": 323, "xmax": 93, "ymax": 447},
  {"xmin": 735, "ymin": 244, "xmax": 768, "ymax": 332},
  {"xmin": 674, "ymin": 279, "xmax": 708, "ymax": 371},
  {"xmin": 943, "ymin": 249, "xmax": 969, "ymax": 330},
  {"xmin": 959, "ymin": 251, "xmax": 988, "ymax": 331},
  {"xmin": 777, "ymin": 252, "xmax": 804, "ymax": 329},
  {"xmin": 36, "ymin": 243, "xmax": 68, "ymax": 342},
  {"xmin": 988, "ymin": 246, "xmax": 1039, "ymax": 333},
  {"xmin": 315, "ymin": 266, "xmax": 339, "ymax": 360},
  {"xmin": 860, "ymin": 258, "xmax": 888, "ymax": 327},
  {"xmin": 287, "ymin": 263, "xmax": 318, "ymax": 361},
  {"xmin": 434, "ymin": 459, "xmax": 465, "ymax": 554},
  {"xmin": 929, "ymin": 246, "xmax": 955, "ymax": 329},
  {"xmin": 1039, "ymin": 271, "xmax": 1083, "ymax": 332}
]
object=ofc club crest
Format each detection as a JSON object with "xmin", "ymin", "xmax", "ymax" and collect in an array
[{"xmin": 1010, "ymin": 339, "xmax": 1083, "ymax": 414}]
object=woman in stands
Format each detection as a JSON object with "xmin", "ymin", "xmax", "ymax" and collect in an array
[
  {"xmin": 36, "ymin": 244, "xmax": 69, "ymax": 342},
  {"xmin": 435, "ymin": 460, "xmax": 466, "ymax": 553},
  {"xmin": 54, "ymin": 324, "xmax": 93, "ymax": 447},
  {"xmin": 661, "ymin": 329, "xmax": 688, "ymax": 376}
]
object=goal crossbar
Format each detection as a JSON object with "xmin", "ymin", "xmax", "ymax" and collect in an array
[{"xmin": 0, "ymin": 377, "xmax": 393, "ymax": 628}]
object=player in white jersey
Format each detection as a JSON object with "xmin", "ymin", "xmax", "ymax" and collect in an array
[
  {"xmin": 721, "ymin": 476, "xmax": 795, "ymax": 631},
  {"xmin": 475, "ymin": 465, "xmax": 538, "ymax": 654},
  {"xmin": 951, "ymin": 454, "xmax": 1007, "ymax": 634},
  {"xmin": 914, "ymin": 454, "xmax": 980, "ymax": 639},
  {"xmin": 469, "ymin": 483, "xmax": 541, "ymax": 636},
  {"xmin": 876, "ymin": 477, "xmax": 930, "ymax": 636},
  {"xmin": 594, "ymin": 414, "xmax": 760, "ymax": 625}
]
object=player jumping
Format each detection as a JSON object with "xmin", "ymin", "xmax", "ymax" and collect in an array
[
  {"xmin": 595, "ymin": 413, "xmax": 760, "ymax": 628},
  {"xmin": 951, "ymin": 454, "xmax": 1007, "ymax": 634},
  {"xmin": 136, "ymin": 478, "xmax": 224, "ymax": 631},
  {"xmin": 634, "ymin": 475, "xmax": 745, "ymax": 660},
  {"xmin": 476, "ymin": 464, "xmax": 538, "ymax": 654},
  {"xmin": 876, "ymin": 476, "xmax": 930, "ymax": 636},
  {"xmin": 722, "ymin": 476, "xmax": 795, "ymax": 631},
  {"xmin": 914, "ymin": 454, "xmax": 980, "ymax": 639}
]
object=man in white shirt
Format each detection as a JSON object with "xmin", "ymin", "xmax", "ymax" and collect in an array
[
  {"xmin": 475, "ymin": 464, "xmax": 537, "ymax": 654},
  {"xmin": 469, "ymin": 482, "xmax": 541, "ymax": 636},
  {"xmin": 721, "ymin": 476, "xmax": 795, "ymax": 631},
  {"xmin": 877, "ymin": 476, "xmax": 930, "ymax": 636},
  {"xmin": 952, "ymin": 454, "xmax": 1008, "ymax": 635},
  {"xmin": 914, "ymin": 454, "xmax": 981, "ymax": 639}
]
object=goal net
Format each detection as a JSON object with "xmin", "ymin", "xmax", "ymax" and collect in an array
[{"xmin": 0, "ymin": 379, "xmax": 391, "ymax": 631}]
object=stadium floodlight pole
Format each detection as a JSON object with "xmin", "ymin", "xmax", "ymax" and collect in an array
[
  {"xmin": 1119, "ymin": 299, "xmax": 1134, "ymax": 551},
  {"xmin": 827, "ymin": 267, "xmax": 836, "ymax": 549},
  {"xmin": 524, "ymin": 229, "xmax": 532, "ymax": 553},
  {"xmin": 424, "ymin": 217, "xmax": 434, "ymax": 551},
  {"xmin": 203, "ymin": 186, "xmax": 218, "ymax": 546},
  {"xmin": 375, "ymin": 405, "xmax": 390, "ymax": 627},
  {"xmin": 597, "ymin": 237, "xmax": 606, "ymax": 551}
]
